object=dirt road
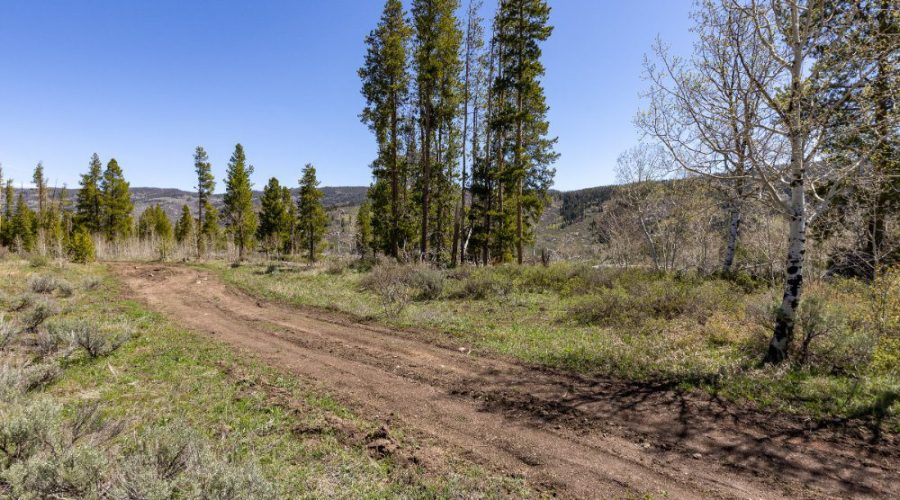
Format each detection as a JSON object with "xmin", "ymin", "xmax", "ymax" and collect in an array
[{"xmin": 114, "ymin": 264, "xmax": 897, "ymax": 499}]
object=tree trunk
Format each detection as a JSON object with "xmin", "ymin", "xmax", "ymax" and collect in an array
[
  {"xmin": 767, "ymin": 147, "xmax": 807, "ymax": 364},
  {"xmin": 420, "ymin": 114, "xmax": 432, "ymax": 260},
  {"xmin": 390, "ymin": 88, "xmax": 400, "ymax": 259},
  {"xmin": 722, "ymin": 204, "xmax": 741, "ymax": 274}
]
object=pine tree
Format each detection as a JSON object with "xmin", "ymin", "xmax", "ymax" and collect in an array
[
  {"xmin": 356, "ymin": 201, "xmax": 374, "ymax": 257},
  {"xmin": 296, "ymin": 164, "xmax": 328, "ymax": 262},
  {"xmin": 100, "ymin": 158, "xmax": 134, "ymax": 241},
  {"xmin": 1, "ymin": 180, "xmax": 13, "ymax": 247},
  {"xmin": 68, "ymin": 226, "xmax": 95, "ymax": 264},
  {"xmin": 12, "ymin": 193, "xmax": 35, "ymax": 252},
  {"xmin": 223, "ymin": 143, "xmax": 257, "ymax": 260},
  {"xmin": 0, "ymin": 166, "xmax": 5, "ymax": 246},
  {"xmin": 492, "ymin": 0, "xmax": 557, "ymax": 263},
  {"xmin": 412, "ymin": 0, "xmax": 463, "ymax": 260},
  {"xmin": 257, "ymin": 177, "xmax": 287, "ymax": 254},
  {"xmin": 194, "ymin": 146, "xmax": 216, "ymax": 256},
  {"xmin": 360, "ymin": 0, "xmax": 413, "ymax": 258},
  {"xmin": 174, "ymin": 205, "xmax": 194, "ymax": 244},
  {"xmin": 32, "ymin": 162, "xmax": 48, "ymax": 221},
  {"xmin": 281, "ymin": 187, "xmax": 296, "ymax": 254},
  {"xmin": 138, "ymin": 205, "xmax": 172, "ymax": 241},
  {"xmin": 75, "ymin": 154, "xmax": 104, "ymax": 233}
]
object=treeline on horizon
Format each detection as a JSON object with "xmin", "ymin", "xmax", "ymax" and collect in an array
[{"xmin": 0, "ymin": 145, "xmax": 330, "ymax": 263}]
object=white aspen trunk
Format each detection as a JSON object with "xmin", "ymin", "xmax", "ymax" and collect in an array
[{"xmin": 768, "ymin": 176, "xmax": 806, "ymax": 363}]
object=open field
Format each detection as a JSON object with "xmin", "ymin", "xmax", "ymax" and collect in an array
[
  {"xmin": 0, "ymin": 257, "xmax": 527, "ymax": 497},
  {"xmin": 102, "ymin": 260, "xmax": 898, "ymax": 498},
  {"xmin": 216, "ymin": 260, "xmax": 900, "ymax": 429}
]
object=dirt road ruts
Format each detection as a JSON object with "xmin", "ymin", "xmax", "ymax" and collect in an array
[{"xmin": 113, "ymin": 264, "xmax": 898, "ymax": 499}]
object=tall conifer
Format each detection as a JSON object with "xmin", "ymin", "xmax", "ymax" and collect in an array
[{"xmin": 223, "ymin": 144, "xmax": 257, "ymax": 260}]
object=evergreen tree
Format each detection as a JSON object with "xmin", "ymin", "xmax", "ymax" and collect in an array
[
  {"xmin": 68, "ymin": 226, "xmax": 95, "ymax": 264},
  {"xmin": 100, "ymin": 158, "xmax": 134, "ymax": 241},
  {"xmin": 137, "ymin": 204, "xmax": 173, "ymax": 241},
  {"xmin": 257, "ymin": 177, "xmax": 287, "ymax": 254},
  {"xmin": 356, "ymin": 200, "xmax": 374, "ymax": 257},
  {"xmin": 44, "ymin": 192, "xmax": 66, "ymax": 257},
  {"xmin": 412, "ymin": 0, "xmax": 464, "ymax": 260},
  {"xmin": 194, "ymin": 146, "xmax": 216, "ymax": 255},
  {"xmin": 223, "ymin": 143, "xmax": 257, "ymax": 260},
  {"xmin": 0, "ymin": 164, "xmax": 3, "ymax": 239},
  {"xmin": 492, "ymin": 0, "xmax": 557, "ymax": 263},
  {"xmin": 174, "ymin": 205, "xmax": 194, "ymax": 244},
  {"xmin": 360, "ymin": 0, "xmax": 413, "ymax": 258},
  {"xmin": 296, "ymin": 164, "xmax": 328, "ymax": 262},
  {"xmin": 1, "ymin": 180, "xmax": 13, "ymax": 247},
  {"xmin": 32, "ymin": 162, "xmax": 48, "ymax": 221},
  {"xmin": 11, "ymin": 193, "xmax": 35, "ymax": 252},
  {"xmin": 281, "ymin": 187, "xmax": 296, "ymax": 254},
  {"xmin": 75, "ymin": 153, "xmax": 104, "ymax": 233}
]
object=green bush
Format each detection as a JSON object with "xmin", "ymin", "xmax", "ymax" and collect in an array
[
  {"xmin": 67, "ymin": 229, "xmax": 95, "ymax": 264},
  {"xmin": 455, "ymin": 269, "xmax": 513, "ymax": 300},
  {"xmin": 360, "ymin": 263, "xmax": 445, "ymax": 301}
]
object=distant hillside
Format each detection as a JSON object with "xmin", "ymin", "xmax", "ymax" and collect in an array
[
  {"xmin": 557, "ymin": 185, "xmax": 617, "ymax": 225},
  {"xmin": 16, "ymin": 186, "xmax": 368, "ymax": 220}
]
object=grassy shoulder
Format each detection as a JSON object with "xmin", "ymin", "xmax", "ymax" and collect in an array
[
  {"xmin": 213, "ymin": 259, "xmax": 900, "ymax": 430},
  {"xmin": 0, "ymin": 257, "xmax": 528, "ymax": 498}
]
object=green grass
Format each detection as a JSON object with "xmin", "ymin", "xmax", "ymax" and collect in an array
[
  {"xmin": 214, "ymin": 260, "xmax": 900, "ymax": 430},
  {"xmin": 0, "ymin": 257, "xmax": 529, "ymax": 497}
]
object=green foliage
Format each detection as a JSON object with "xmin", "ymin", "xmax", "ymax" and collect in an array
[
  {"xmin": 174, "ymin": 204, "xmax": 194, "ymax": 244},
  {"xmin": 194, "ymin": 146, "xmax": 217, "ymax": 254},
  {"xmin": 257, "ymin": 177, "xmax": 289, "ymax": 253},
  {"xmin": 137, "ymin": 204, "xmax": 173, "ymax": 242},
  {"xmin": 297, "ymin": 164, "xmax": 328, "ymax": 262},
  {"xmin": 221, "ymin": 261, "xmax": 900, "ymax": 424},
  {"xmin": 359, "ymin": 0, "xmax": 413, "ymax": 257},
  {"xmin": 68, "ymin": 227, "xmax": 95, "ymax": 264},
  {"xmin": 99, "ymin": 158, "xmax": 134, "ymax": 241},
  {"xmin": 75, "ymin": 153, "xmax": 104, "ymax": 234},
  {"xmin": 10, "ymin": 193, "xmax": 35, "ymax": 253},
  {"xmin": 222, "ymin": 144, "xmax": 257, "ymax": 260}
]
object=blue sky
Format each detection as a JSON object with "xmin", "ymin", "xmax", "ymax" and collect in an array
[{"xmin": 0, "ymin": 0, "xmax": 693, "ymax": 192}]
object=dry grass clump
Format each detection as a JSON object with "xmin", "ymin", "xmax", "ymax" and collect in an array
[
  {"xmin": 22, "ymin": 300, "xmax": 57, "ymax": 333},
  {"xmin": 109, "ymin": 424, "xmax": 274, "ymax": 499},
  {"xmin": 360, "ymin": 263, "xmax": 446, "ymax": 315}
]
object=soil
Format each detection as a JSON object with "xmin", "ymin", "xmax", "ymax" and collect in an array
[{"xmin": 112, "ymin": 263, "xmax": 898, "ymax": 499}]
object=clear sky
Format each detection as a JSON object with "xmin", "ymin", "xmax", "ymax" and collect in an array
[{"xmin": 0, "ymin": 0, "xmax": 694, "ymax": 192}]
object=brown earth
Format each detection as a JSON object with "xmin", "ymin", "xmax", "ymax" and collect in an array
[{"xmin": 112, "ymin": 263, "xmax": 898, "ymax": 499}]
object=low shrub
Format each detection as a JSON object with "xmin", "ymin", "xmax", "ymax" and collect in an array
[
  {"xmin": 23, "ymin": 301, "xmax": 57, "ymax": 332},
  {"xmin": 69, "ymin": 321, "xmax": 129, "ymax": 358},
  {"xmin": 28, "ymin": 276, "xmax": 58, "ymax": 295},
  {"xmin": 325, "ymin": 259, "xmax": 351, "ymax": 276},
  {"xmin": 360, "ymin": 263, "xmax": 445, "ymax": 302},
  {"xmin": 8, "ymin": 294, "xmax": 36, "ymax": 313},
  {"xmin": 0, "ymin": 316, "xmax": 17, "ymax": 350},
  {"xmin": 55, "ymin": 279, "xmax": 74, "ymax": 298},
  {"xmin": 455, "ymin": 270, "xmax": 513, "ymax": 300},
  {"xmin": 28, "ymin": 255, "xmax": 50, "ymax": 268},
  {"xmin": 81, "ymin": 277, "xmax": 102, "ymax": 291},
  {"xmin": 109, "ymin": 424, "xmax": 274, "ymax": 499}
]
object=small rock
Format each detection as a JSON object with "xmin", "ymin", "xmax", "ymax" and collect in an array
[
  {"xmin": 692, "ymin": 453, "xmax": 702, "ymax": 460},
  {"xmin": 458, "ymin": 347, "xmax": 467, "ymax": 353}
]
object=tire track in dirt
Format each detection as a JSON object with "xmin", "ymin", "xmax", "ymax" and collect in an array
[{"xmin": 113, "ymin": 264, "xmax": 898, "ymax": 499}]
